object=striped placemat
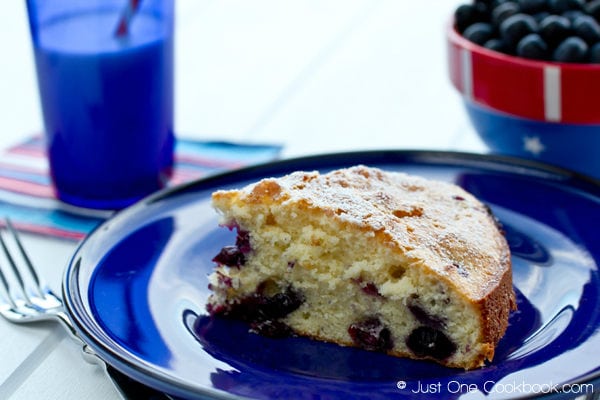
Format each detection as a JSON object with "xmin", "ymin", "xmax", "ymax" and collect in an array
[{"xmin": 0, "ymin": 135, "xmax": 282, "ymax": 241}]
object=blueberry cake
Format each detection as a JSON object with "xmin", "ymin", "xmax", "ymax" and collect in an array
[{"xmin": 206, "ymin": 165, "xmax": 516, "ymax": 370}]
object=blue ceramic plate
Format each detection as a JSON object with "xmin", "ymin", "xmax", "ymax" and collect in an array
[{"xmin": 63, "ymin": 151, "xmax": 600, "ymax": 400}]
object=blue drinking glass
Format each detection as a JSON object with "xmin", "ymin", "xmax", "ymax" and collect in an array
[{"xmin": 26, "ymin": 0, "xmax": 175, "ymax": 210}]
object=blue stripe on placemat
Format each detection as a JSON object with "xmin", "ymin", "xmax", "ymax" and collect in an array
[{"xmin": 0, "ymin": 135, "xmax": 282, "ymax": 240}]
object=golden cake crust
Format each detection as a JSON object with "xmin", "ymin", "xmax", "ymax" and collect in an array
[{"xmin": 211, "ymin": 165, "xmax": 516, "ymax": 369}]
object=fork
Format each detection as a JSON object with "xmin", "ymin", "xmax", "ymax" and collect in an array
[{"xmin": 0, "ymin": 218, "xmax": 171, "ymax": 400}]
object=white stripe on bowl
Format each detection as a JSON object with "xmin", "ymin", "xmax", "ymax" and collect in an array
[
  {"xmin": 460, "ymin": 48, "xmax": 473, "ymax": 101},
  {"xmin": 544, "ymin": 66, "xmax": 561, "ymax": 122}
]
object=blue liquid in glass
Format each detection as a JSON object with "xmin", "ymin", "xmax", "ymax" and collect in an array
[{"xmin": 32, "ymin": 10, "xmax": 174, "ymax": 209}]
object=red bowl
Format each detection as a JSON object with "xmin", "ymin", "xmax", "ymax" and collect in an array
[
  {"xmin": 447, "ymin": 23, "xmax": 600, "ymax": 124},
  {"xmin": 447, "ymin": 22, "xmax": 600, "ymax": 180}
]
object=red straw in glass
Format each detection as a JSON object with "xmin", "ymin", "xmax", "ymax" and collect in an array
[{"xmin": 115, "ymin": 0, "xmax": 142, "ymax": 37}]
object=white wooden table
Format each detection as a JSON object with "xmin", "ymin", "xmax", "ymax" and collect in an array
[{"xmin": 0, "ymin": 1, "xmax": 493, "ymax": 398}]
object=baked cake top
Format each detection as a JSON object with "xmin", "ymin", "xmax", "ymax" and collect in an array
[{"xmin": 212, "ymin": 165, "xmax": 511, "ymax": 303}]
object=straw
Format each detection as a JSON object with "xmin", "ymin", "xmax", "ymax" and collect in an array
[{"xmin": 114, "ymin": 0, "xmax": 142, "ymax": 37}]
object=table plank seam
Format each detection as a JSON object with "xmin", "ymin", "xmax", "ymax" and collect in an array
[{"xmin": 0, "ymin": 328, "xmax": 63, "ymax": 399}]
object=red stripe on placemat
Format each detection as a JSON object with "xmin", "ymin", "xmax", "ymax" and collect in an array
[
  {"xmin": 0, "ymin": 161, "xmax": 46, "ymax": 175},
  {"xmin": 0, "ymin": 176, "xmax": 55, "ymax": 197},
  {"xmin": 0, "ymin": 134, "xmax": 282, "ymax": 241},
  {"xmin": 169, "ymin": 170, "xmax": 207, "ymax": 185},
  {"xmin": 11, "ymin": 221, "xmax": 87, "ymax": 241},
  {"xmin": 6, "ymin": 146, "xmax": 46, "ymax": 158}
]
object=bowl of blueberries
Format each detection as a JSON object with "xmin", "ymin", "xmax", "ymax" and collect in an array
[{"xmin": 448, "ymin": 0, "xmax": 600, "ymax": 180}]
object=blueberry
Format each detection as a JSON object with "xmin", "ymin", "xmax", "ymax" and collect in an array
[
  {"xmin": 217, "ymin": 284, "xmax": 305, "ymax": 322},
  {"xmin": 562, "ymin": 10, "xmax": 585, "ymax": 23},
  {"xmin": 407, "ymin": 297, "xmax": 446, "ymax": 330},
  {"xmin": 463, "ymin": 22, "xmax": 495, "ymax": 45},
  {"xmin": 492, "ymin": 2, "xmax": 521, "ymax": 27},
  {"xmin": 539, "ymin": 15, "xmax": 572, "ymax": 47},
  {"xmin": 517, "ymin": 0, "xmax": 547, "ymax": 14},
  {"xmin": 348, "ymin": 317, "xmax": 394, "ymax": 352},
  {"xmin": 553, "ymin": 36, "xmax": 589, "ymax": 62},
  {"xmin": 235, "ymin": 229, "xmax": 252, "ymax": 254},
  {"xmin": 573, "ymin": 15, "xmax": 600, "ymax": 45},
  {"xmin": 532, "ymin": 11, "xmax": 551, "ymax": 23},
  {"xmin": 212, "ymin": 245, "xmax": 246, "ymax": 267},
  {"xmin": 213, "ymin": 228, "xmax": 252, "ymax": 267},
  {"xmin": 586, "ymin": 0, "xmax": 600, "ymax": 22},
  {"xmin": 455, "ymin": 0, "xmax": 600, "ymax": 64},
  {"xmin": 500, "ymin": 13, "xmax": 539, "ymax": 48},
  {"xmin": 474, "ymin": 1, "xmax": 492, "ymax": 19},
  {"xmin": 406, "ymin": 327, "xmax": 457, "ymax": 360},
  {"xmin": 590, "ymin": 42, "xmax": 600, "ymax": 62},
  {"xmin": 517, "ymin": 33, "xmax": 549, "ymax": 59},
  {"xmin": 258, "ymin": 285, "xmax": 305, "ymax": 320},
  {"xmin": 455, "ymin": 2, "xmax": 491, "ymax": 32},
  {"xmin": 455, "ymin": 4, "xmax": 480, "ymax": 33},
  {"xmin": 492, "ymin": 0, "xmax": 514, "ymax": 6},
  {"xmin": 548, "ymin": 0, "xmax": 585, "ymax": 14},
  {"xmin": 352, "ymin": 278, "xmax": 382, "ymax": 297},
  {"xmin": 484, "ymin": 38, "xmax": 510, "ymax": 52}
]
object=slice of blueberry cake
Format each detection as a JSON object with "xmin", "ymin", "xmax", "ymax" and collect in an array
[{"xmin": 206, "ymin": 165, "xmax": 516, "ymax": 370}]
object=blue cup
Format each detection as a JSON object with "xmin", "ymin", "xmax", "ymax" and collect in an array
[{"xmin": 26, "ymin": 0, "xmax": 175, "ymax": 210}]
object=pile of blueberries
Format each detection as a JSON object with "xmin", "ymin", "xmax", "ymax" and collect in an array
[{"xmin": 455, "ymin": 0, "xmax": 600, "ymax": 62}]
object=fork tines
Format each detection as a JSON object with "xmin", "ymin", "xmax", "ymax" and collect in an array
[{"xmin": 0, "ymin": 218, "xmax": 46, "ymax": 307}]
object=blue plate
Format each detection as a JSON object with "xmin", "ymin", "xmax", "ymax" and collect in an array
[{"xmin": 63, "ymin": 151, "xmax": 600, "ymax": 399}]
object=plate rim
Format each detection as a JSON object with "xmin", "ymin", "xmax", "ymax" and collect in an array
[{"xmin": 62, "ymin": 149, "xmax": 600, "ymax": 400}]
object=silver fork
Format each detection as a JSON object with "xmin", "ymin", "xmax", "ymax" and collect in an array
[{"xmin": 0, "ymin": 218, "xmax": 171, "ymax": 400}]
